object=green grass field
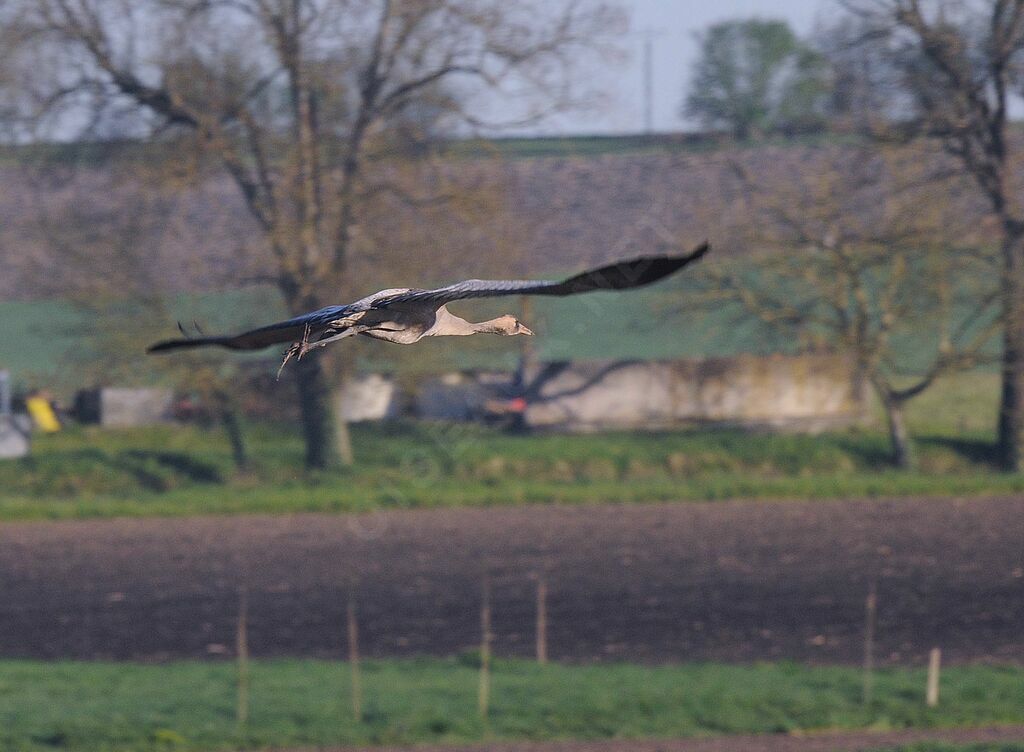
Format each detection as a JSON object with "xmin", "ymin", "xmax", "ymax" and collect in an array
[
  {"xmin": 0, "ymin": 131, "xmax": 838, "ymax": 168},
  {"xmin": 2, "ymin": 659, "xmax": 1024, "ymax": 751},
  {"xmin": 0, "ymin": 369, "xmax": 1014, "ymax": 521},
  {"xmin": 0, "ymin": 277, "xmax": 784, "ymax": 393}
]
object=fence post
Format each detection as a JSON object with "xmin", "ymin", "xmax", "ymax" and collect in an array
[
  {"xmin": 478, "ymin": 575, "xmax": 492, "ymax": 721},
  {"xmin": 236, "ymin": 585, "xmax": 250, "ymax": 730},
  {"xmin": 347, "ymin": 590, "xmax": 363, "ymax": 721},
  {"xmin": 536, "ymin": 574, "xmax": 548, "ymax": 666},
  {"xmin": 863, "ymin": 581, "xmax": 876, "ymax": 705},
  {"xmin": 926, "ymin": 647, "xmax": 941, "ymax": 707}
]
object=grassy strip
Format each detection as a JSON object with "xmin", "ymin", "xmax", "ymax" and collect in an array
[
  {"xmin": 2, "ymin": 659, "xmax": 1024, "ymax": 751},
  {"xmin": 0, "ymin": 371, "xmax": 1010, "ymax": 521},
  {"xmin": 0, "ymin": 410, "xmax": 1018, "ymax": 521},
  {"xmin": 5, "ymin": 471, "xmax": 1024, "ymax": 522}
]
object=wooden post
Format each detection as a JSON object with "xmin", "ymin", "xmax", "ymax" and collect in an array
[
  {"xmin": 347, "ymin": 591, "xmax": 363, "ymax": 721},
  {"xmin": 863, "ymin": 581, "xmax": 876, "ymax": 705},
  {"xmin": 478, "ymin": 576, "xmax": 492, "ymax": 721},
  {"xmin": 536, "ymin": 574, "xmax": 548, "ymax": 665},
  {"xmin": 236, "ymin": 586, "xmax": 250, "ymax": 730},
  {"xmin": 926, "ymin": 647, "xmax": 941, "ymax": 707}
]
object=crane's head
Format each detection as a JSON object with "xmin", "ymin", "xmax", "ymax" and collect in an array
[{"xmin": 488, "ymin": 315, "xmax": 534, "ymax": 336}]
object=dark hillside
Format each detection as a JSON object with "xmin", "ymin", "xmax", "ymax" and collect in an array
[{"xmin": 0, "ymin": 136, "xmax": 994, "ymax": 301}]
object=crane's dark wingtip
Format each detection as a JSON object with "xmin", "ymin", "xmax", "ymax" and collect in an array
[
  {"xmin": 147, "ymin": 336, "xmax": 227, "ymax": 353},
  {"xmin": 627, "ymin": 241, "xmax": 711, "ymax": 287},
  {"xmin": 557, "ymin": 241, "xmax": 712, "ymax": 295},
  {"xmin": 147, "ymin": 322, "xmax": 199, "ymax": 353},
  {"xmin": 665, "ymin": 241, "xmax": 709, "ymax": 267},
  {"xmin": 147, "ymin": 340, "xmax": 184, "ymax": 354},
  {"xmin": 688, "ymin": 240, "xmax": 711, "ymax": 261}
]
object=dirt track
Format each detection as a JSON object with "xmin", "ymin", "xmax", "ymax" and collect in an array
[
  {"xmin": 326, "ymin": 726, "xmax": 1024, "ymax": 752},
  {"xmin": 323, "ymin": 729, "xmax": 1024, "ymax": 749},
  {"xmin": 1, "ymin": 497, "xmax": 1023, "ymax": 664}
]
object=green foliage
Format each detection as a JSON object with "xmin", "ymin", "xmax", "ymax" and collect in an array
[
  {"xmin": 1, "ymin": 659, "xmax": 1023, "ymax": 751},
  {"xmin": 686, "ymin": 19, "xmax": 833, "ymax": 139}
]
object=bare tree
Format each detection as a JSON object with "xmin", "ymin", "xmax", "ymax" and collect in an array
[
  {"xmin": 698, "ymin": 144, "xmax": 999, "ymax": 468},
  {"xmin": 16, "ymin": 0, "xmax": 620, "ymax": 468},
  {"xmin": 838, "ymin": 0, "xmax": 1024, "ymax": 469},
  {"xmin": 29, "ymin": 159, "xmax": 255, "ymax": 470},
  {"xmin": 0, "ymin": 4, "xmax": 33, "ymax": 142}
]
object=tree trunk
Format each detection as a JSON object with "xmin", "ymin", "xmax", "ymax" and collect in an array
[
  {"xmin": 215, "ymin": 390, "xmax": 249, "ymax": 471},
  {"xmin": 332, "ymin": 383, "xmax": 355, "ymax": 467},
  {"xmin": 997, "ymin": 226, "xmax": 1024, "ymax": 471},
  {"xmin": 294, "ymin": 352, "xmax": 338, "ymax": 470},
  {"xmin": 882, "ymin": 395, "xmax": 915, "ymax": 470}
]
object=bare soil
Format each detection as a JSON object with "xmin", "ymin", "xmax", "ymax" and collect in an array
[
  {"xmin": 1, "ymin": 497, "xmax": 1023, "ymax": 665},
  {"xmin": 327, "ymin": 725, "xmax": 1024, "ymax": 752}
]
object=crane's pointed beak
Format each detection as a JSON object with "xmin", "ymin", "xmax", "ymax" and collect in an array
[{"xmin": 516, "ymin": 323, "xmax": 534, "ymax": 336}]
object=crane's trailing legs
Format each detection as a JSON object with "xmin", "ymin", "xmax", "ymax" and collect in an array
[{"xmin": 277, "ymin": 324, "xmax": 362, "ymax": 379}]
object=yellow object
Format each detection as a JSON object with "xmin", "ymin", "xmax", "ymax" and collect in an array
[{"xmin": 26, "ymin": 396, "xmax": 60, "ymax": 433}]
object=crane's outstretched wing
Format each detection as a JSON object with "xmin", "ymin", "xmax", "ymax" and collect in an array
[
  {"xmin": 371, "ymin": 242, "xmax": 709, "ymax": 309},
  {"xmin": 147, "ymin": 243, "xmax": 710, "ymax": 354},
  {"xmin": 147, "ymin": 303, "xmax": 360, "ymax": 353}
]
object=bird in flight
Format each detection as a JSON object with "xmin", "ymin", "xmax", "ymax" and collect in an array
[{"xmin": 148, "ymin": 242, "xmax": 709, "ymax": 372}]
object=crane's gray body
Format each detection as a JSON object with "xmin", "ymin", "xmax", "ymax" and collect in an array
[{"xmin": 146, "ymin": 244, "xmax": 710, "ymax": 358}]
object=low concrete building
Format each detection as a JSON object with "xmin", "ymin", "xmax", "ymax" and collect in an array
[
  {"xmin": 522, "ymin": 355, "xmax": 864, "ymax": 433},
  {"xmin": 75, "ymin": 388, "xmax": 175, "ymax": 428},
  {"xmin": 335, "ymin": 374, "xmax": 400, "ymax": 423},
  {"xmin": 334, "ymin": 354, "xmax": 864, "ymax": 433}
]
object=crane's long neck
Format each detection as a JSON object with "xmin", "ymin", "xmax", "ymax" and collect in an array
[
  {"xmin": 469, "ymin": 317, "xmax": 514, "ymax": 335},
  {"xmin": 428, "ymin": 306, "xmax": 512, "ymax": 337},
  {"xmin": 441, "ymin": 316, "xmax": 509, "ymax": 336}
]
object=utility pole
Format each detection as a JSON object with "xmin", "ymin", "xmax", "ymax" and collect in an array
[{"xmin": 643, "ymin": 29, "xmax": 654, "ymax": 133}]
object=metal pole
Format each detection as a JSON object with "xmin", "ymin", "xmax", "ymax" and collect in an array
[{"xmin": 643, "ymin": 31, "xmax": 654, "ymax": 134}]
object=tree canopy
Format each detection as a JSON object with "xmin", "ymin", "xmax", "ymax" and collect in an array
[{"xmin": 684, "ymin": 18, "xmax": 832, "ymax": 140}]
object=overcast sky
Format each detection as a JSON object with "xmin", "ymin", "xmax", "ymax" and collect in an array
[{"xmin": 541, "ymin": 0, "xmax": 830, "ymax": 135}]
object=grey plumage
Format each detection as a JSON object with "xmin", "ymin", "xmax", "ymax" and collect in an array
[{"xmin": 147, "ymin": 243, "xmax": 709, "ymax": 360}]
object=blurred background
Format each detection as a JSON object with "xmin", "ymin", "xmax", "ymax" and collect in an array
[{"xmin": 1, "ymin": 1, "xmax": 1024, "ymax": 751}]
